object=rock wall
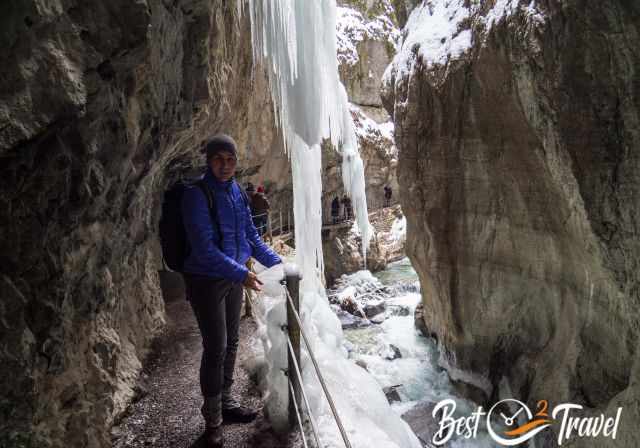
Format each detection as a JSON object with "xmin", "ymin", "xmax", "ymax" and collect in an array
[
  {"xmin": 327, "ymin": 0, "xmax": 401, "ymax": 210},
  {"xmin": 322, "ymin": 0, "xmax": 404, "ymax": 281},
  {"xmin": 384, "ymin": 1, "xmax": 640, "ymax": 446},
  {"xmin": 0, "ymin": 1, "xmax": 257, "ymax": 446},
  {"xmin": 323, "ymin": 205, "xmax": 404, "ymax": 285}
]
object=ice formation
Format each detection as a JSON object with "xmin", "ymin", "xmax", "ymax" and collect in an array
[{"xmin": 240, "ymin": 0, "xmax": 420, "ymax": 446}]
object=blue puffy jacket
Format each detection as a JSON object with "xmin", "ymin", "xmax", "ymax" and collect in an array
[{"xmin": 181, "ymin": 169, "xmax": 282, "ymax": 282}]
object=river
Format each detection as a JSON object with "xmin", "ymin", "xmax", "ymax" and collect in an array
[{"xmin": 333, "ymin": 258, "xmax": 500, "ymax": 447}]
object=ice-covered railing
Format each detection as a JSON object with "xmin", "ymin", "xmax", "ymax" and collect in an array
[{"xmin": 238, "ymin": 0, "xmax": 420, "ymax": 447}]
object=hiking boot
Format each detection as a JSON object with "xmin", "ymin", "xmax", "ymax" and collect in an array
[
  {"xmin": 221, "ymin": 391, "xmax": 258, "ymax": 423},
  {"xmin": 202, "ymin": 395, "xmax": 223, "ymax": 447},
  {"xmin": 203, "ymin": 425, "xmax": 223, "ymax": 448}
]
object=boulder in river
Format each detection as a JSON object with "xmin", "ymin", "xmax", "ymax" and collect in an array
[
  {"xmin": 383, "ymin": 385, "xmax": 402, "ymax": 404},
  {"xmin": 414, "ymin": 303, "xmax": 429, "ymax": 338},
  {"xmin": 355, "ymin": 359, "xmax": 368, "ymax": 371},
  {"xmin": 401, "ymin": 401, "xmax": 440, "ymax": 448},
  {"xmin": 388, "ymin": 304, "xmax": 411, "ymax": 317},
  {"xmin": 450, "ymin": 377, "xmax": 489, "ymax": 408},
  {"xmin": 363, "ymin": 299, "xmax": 386, "ymax": 318},
  {"xmin": 336, "ymin": 310, "xmax": 367, "ymax": 329},
  {"xmin": 382, "ymin": 344, "xmax": 402, "ymax": 360}
]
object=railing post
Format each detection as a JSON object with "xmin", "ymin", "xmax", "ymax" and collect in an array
[{"xmin": 285, "ymin": 267, "xmax": 302, "ymax": 429}]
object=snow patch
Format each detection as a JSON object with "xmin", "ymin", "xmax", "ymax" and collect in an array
[
  {"xmin": 350, "ymin": 103, "xmax": 396, "ymax": 158},
  {"xmin": 383, "ymin": 0, "xmax": 546, "ymax": 86},
  {"xmin": 389, "ymin": 215, "xmax": 406, "ymax": 242},
  {"xmin": 385, "ymin": 0, "xmax": 473, "ymax": 81},
  {"xmin": 336, "ymin": 5, "xmax": 401, "ymax": 67}
]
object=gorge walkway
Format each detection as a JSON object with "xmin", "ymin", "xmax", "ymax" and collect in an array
[
  {"xmin": 111, "ymin": 277, "xmax": 300, "ymax": 448},
  {"xmin": 112, "ymin": 201, "xmax": 402, "ymax": 447}
]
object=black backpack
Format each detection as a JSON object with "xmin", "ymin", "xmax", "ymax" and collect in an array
[
  {"xmin": 159, "ymin": 178, "xmax": 219, "ymax": 272},
  {"xmin": 159, "ymin": 178, "xmax": 253, "ymax": 272}
]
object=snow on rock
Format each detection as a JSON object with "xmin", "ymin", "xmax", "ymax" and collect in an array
[
  {"xmin": 389, "ymin": 215, "xmax": 407, "ymax": 243},
  {"xmin": 350, "ymin": 103, "xmax": 396, "ymax": 159},
  {"xmin": 336, "ymin": 4, "xmax": 401, "ymax": 67},
  {"xmin": 383, "ymin": 0, "xmax": 546, "ymax": 86},
  {"xmin": 391, "ymin": 0, "xmax": 472, "ymax": 78}
]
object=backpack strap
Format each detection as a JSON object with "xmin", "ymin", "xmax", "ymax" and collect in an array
[{"xmin": 195, "ymin": 180, "xmax": 223, "ymax": 248}]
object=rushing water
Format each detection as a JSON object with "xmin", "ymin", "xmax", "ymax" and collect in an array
[{"xmin": 336, "ymin": 258, "xmax": 500, "ymax": 447}]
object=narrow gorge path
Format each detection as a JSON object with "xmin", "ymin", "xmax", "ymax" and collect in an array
[{"xmin": 111, "ymin": 289, "xmax": 295, "ymax": 448}]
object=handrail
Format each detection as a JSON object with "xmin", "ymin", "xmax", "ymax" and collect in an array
[
  {"xmin": 288, "ymin": 379, "xmax": 310, "ymax": 448},
  {"xmin": 282, "ymin": 285, "xmax": 353, "ymax": 448},
  {"xmin": 285, "ymin": 333, "xmax": 322, "ymax": 448},
  {"xmin": 321, "ymin": 196, "xmax": 400, "ymax": 226},
  {"xmin": 261, "ymin": 205, "xmax": 293, "ymax": 240}
]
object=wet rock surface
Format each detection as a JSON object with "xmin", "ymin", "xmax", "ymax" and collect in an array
[
  {"xmin": 382, "ymin": 385, "xmax": 402, "ymax": 404},
  {"xmin": 400, "ymin": 401, "xmax": 438, "ymax": 448},
  {"xmin": 328, "ymin": 270, "xmax": 419, "ymax": 331}
]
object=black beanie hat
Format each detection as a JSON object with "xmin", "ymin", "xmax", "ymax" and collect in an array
[{"xmin": 203, "ymin": 134, "xmax": 237, "ymax": 160}]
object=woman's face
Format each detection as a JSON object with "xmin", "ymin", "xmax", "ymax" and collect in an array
[{"xmin": 209, "ymin": 151, "xmax": 237, "ymax": 182}]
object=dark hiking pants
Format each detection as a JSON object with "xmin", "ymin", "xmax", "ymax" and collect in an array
[{"xmin": 183, "ymin": 274, "xmax": 244, "ymax": 398}]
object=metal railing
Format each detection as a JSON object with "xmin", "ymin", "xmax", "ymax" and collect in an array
[
  {"xmin": 321, "ymin": 195, "xmax": 400, "ymax": 226},
  {"xmin": 281, "ymin": 270, "xmax": 353, "ymax": 448},
  {"xmin": 366, "ymin": 195, "xmax": 399, "ymax": 212},
  {"xmin": 260, "ymin": 206, "xmax": 293, "ymax": 241}
]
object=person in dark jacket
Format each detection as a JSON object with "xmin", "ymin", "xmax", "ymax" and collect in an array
[
  {"xmin": 181, "ymin": 134, "xmax": 282, "ymax": 448},
  {"xmin": 331, "ymin": 196, "xmax": 340, "ymax": 224},
  {"xmin": 250, "ymin": 186, "xmax": 270, "ymax": 236},
  {"xmin": 384, "ymin": 185, "xmax": 392, "ymax": 207},
  {"xmin": 341, "ymin": 194, "xmax": 352, "ymax": 220}
]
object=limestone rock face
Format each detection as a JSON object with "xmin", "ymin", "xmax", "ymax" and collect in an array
[
  {"xmin": 384, "ymin": 1, "xmax": 640, "ymax": 445},
  {"xmin": 324, "ymin": 0, "xmax": 401, "ymax": 210},
  {"xmin": 0, "ymin": 2, "xmax": 257, "ymax": 446},
  {"xmin": 323, "ymin": 220, "xmax": 387, "ymax": 286},
  {"xmin": 237, "ymin": 66, "xmax": 293, "ymax": 208},
  {"xmin": 323, "ymin": 206, "xmax": 404, "ymax": 285},
  {"xmin": 321, "ymin": 0, "xmax": 403, "ymax": 277}
]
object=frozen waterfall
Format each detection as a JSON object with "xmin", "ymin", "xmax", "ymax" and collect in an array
[{"xmin": 239, "ymin": 1, "xmax": 419, "ymax": 447}]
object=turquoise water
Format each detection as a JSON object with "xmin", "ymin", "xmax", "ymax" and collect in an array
[
  {"xmin": 372, "ymin": 257, "xmax": 419, "ymax": 285},
  {"xmin": 339, "ymin": 258, "xmax": 499, "ymax": 447}
]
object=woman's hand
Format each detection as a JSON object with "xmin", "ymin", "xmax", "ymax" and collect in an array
[{"xmin": 243, "ymin": 271, "xmax": 264, "ymax": 291}]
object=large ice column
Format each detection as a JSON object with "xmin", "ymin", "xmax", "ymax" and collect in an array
[
  {"xmin": 242, "ymin": 0, "xmax": 417, "ymax": 447},
  {"xmin": 245, "ymin": 0, "xmax": 370, "ymax": 255}
]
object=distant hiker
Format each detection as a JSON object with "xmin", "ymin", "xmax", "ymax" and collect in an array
[
  {"xmin": 181, "ymin": 135, "xmax": 281, "ymax": 448},
  {"xmin": 342, "ymin": 194, "xmax": 352, "ymax": 220},
  {"xmin": 331, "ymin": 196, "xmax": 341, "ymax": 224},
  {"xmin": 251, "ymin": 185, "xmax": 270, "ymax": 236},
  {"xmin": 384, "ymin": 185, "xmax": 392, "ymax": 207},
  {"xmin": 245, "ymin": 181, "xmax": 255, "ymax": 199}
]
